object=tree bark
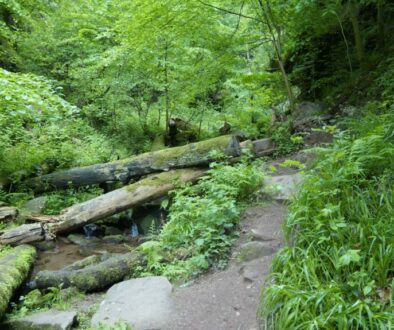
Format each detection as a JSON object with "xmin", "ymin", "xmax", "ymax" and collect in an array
[
  {"xmin": 0, "ymin": 245, "xmax": 37, "ymax": 317},
  {"xmin": 34, "ymin": 251, "xmax": 142, "ymax": 292},
  {"xmin": 348, "ymin": 0, "xmax": 364, "ymax": 66},
  {"xmin": 1, "ymin": 169, "xmax": 206, "ymax": 246},
  {"xmin": 26, "ymin": 135, "xmax": 240, "ymax": 193}
]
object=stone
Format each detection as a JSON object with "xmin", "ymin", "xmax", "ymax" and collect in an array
[
  {"xmin": 239, "ymin": 259, "xmax": 269, "ymax": 282},
  {"xmin": 102, "ymin": 235, "xmax": 125, "ymax": 244},
  {"xmin": 32, "ymin": 240, "xmax": 56, "ymax": 251},
  {"xmin": 0, "ymin": 206, "xmax": 18, "ymax": 222},
  {"xmin": 304, "ymin": 131, "xmax": 333, "ymax": 147},
  {"xmin": 3, "ymin": 310, "xmax": 77, "ymax": 330},
  {"xmin": 67, "ymin": 234, "xmax": 100, "ymax": 247},
  {"xmin": 103, "ymin": 226, "xmax": 123, "ymax": 236},
  {"xmin": 251, "ymin": 138, "xmax": 276, "ymax": 157},
  {"xmin": 237, "ymin": 242, "xmax": 275, "ymax": 263},
  {"xmin": 92, "ymin": 276, "xmax": 174, "ymax": 330},
  {"xmin": 23, "ymin": 196, "xmax": 48, "ymax": 215},
  {"xmin": 250, "ymin": 229, "xmax": 275, "ymax": 242},
  {"xmin": 265, "ymin": 173, "xmax": 303, "ymax": 202},
  {"xmin": 293, "ymin": 102, "xmax": 331, "ymax": 131}
]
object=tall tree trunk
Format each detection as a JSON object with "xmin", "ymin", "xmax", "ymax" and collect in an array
[
  {"xmin": 257, "ymin": 0, "xmax": 296, "ymax": 113},
  {"xmin": 377, "ymin": 0, "xmax": 385, "ymax": 49},
  {"xmin": 164, "ymin": 43, "xmax": 170, "ymax": 135},
  {"xmin": 348, "ymin": 0, "xmax": 364, "ymax": 66}
]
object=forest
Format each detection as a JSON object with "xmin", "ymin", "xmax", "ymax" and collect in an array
[{"xmin": 0, "ymin": 0, "xmax": 393, "ymax": 329}]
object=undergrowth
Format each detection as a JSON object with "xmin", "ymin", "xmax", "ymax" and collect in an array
[
  {"xmin": 259, "ymin": 110, "xmax": 394, "ymax": 329},
  {"xmin": 135, "ymin": 158, "xmax": 264, "ymax": 281}
]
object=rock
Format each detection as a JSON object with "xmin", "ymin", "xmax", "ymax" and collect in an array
[
  {"xmin": 32, "ymin": 240, "xmax": 56, "ymax": 251},
  {"xmin": 250, "ymin": 229, "xmax": 274, "ymax": 242},
  {"xmin": 293, "ymin": 102, "xmax": 331, "ymax": 131},
  {"xmin": 0, "ymin": 206, "xmax": 18, "ymax": 222},
  {"xmin": 3, "ymin": 310, "xmax": 77, "ymax": 330},
  {"xmin": 0, "ymin": 202, "xmax": 8, "ymax": 207},
  {"xmin": 265, "ymin": 173, "xmax": 303, "ymax": 202},
  {"xmin": 92, "ymin": 276, "xmax": 174, "ymax": 330},
  {"xmin": 103, "ymin": 226, "xmax": 123, "ymax": 236},
  {"xmin": 251, "ymin": 138, "xmax": 276, "ymax": 157},
  {"xmin": 67, "ymin": 234, "xmax": 100, "ymax": 247},
  {"xmin": 304, "ymin": 131, "xmax": 333, "ymax": 146},
  {"xmin": 102, "ymin": 235, "xmax": 125, "ymax": 244},
  {"xmin": 237, "ymin": 242, "xmax": 275, "ymax": 263},
  {"xmin": 23, "ymin": 196, "xmax": 48, "ymax": 215}
]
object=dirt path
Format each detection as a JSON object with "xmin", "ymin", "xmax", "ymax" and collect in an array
[{"xmin": 164, "ymin": 202, "xmax": 287, "ymax": 330}]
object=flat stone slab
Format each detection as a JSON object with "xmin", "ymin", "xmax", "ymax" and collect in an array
[
  {"xmin": 92, "ymin": 276, "xmax": 174, "ymax": 330},
  {"xmin": 265, "ymin": 173, "xmax": 303, "ymax": 201},
  {"xmin": 4, "ymin": 310, "xmax": 76, "ymax": 330}
]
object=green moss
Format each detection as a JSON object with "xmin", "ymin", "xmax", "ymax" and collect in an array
[
  {"xmin": 0, "ymin": 245, "xmax": 36, "ymax": 317},
  {"xmin": 125, "ymin": 170, "xmax": 187, "ymax": 193},
  {"xmin": 152, "ymin": 135, "xmax": 234, "ymax": 168}
]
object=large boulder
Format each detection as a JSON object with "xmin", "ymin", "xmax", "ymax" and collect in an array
[
  {"xmin": 3, "ymin": 310, "xmax": 77, "ymax": 330},
  {"xmin": 23, "ymin": 196, "xmax": 48, "ymax": 215},
  {"xmin": 91, "ymin": 276, "xmax": 174, "ymax": 330},
  {"xmin": 0, "ymin": 207, "xmax": 18, "ymax": 222}
]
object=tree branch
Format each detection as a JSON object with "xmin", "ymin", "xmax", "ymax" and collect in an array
[{"xmin": 196, "ymin": 0, "xmax": 260, "ymax": 22}]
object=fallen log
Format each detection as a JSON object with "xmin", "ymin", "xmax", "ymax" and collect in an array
[
  {"xmin": 0, "ymin": 169, "xmax": 206, "ymax": 246},
  {"xmin": 26, "ymin": 135, "xmax": 240, "ymax": 192},
  {"xmin": 0, "ymin": 245, "xmax": 37, "ymax": 317},
  {"xmin": 34, "ymin": 252, "xmax": 142, "ymax": 292}
]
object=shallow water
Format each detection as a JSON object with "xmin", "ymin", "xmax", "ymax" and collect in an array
[{"xmin": 32, "ymin": 238, "xmax": 136, "ymax": 275}]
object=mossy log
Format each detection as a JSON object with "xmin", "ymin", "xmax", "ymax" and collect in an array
[
  {"xmin": 0, "ymin": 169, "xmax": 206, "ymax": 245},
  {"xmin": 0, "ymin": 245, "xmax": 37, "ymax": 318},
  {"xmin": 34, "ymin": 252, "xmax": 142, "ymax": 292},
  {"xmin": 26, "ymin": 135, "xmax": 240, "ymax": 192}
]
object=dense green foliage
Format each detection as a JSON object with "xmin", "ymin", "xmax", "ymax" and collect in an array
[
  {"xmin": 0, "ymin": 0, "xmax": 394, "ymax": 327},
  {"xmin": 136, "ymin": 159, "xmax": 263, "ymax": 280},
  {"xmin": 260, "ymin": 111, "xmax": 394, "ymax": 329},
  {"xmin": 0, "ymin": 69, "xmax": 122, "ymax": 184}
]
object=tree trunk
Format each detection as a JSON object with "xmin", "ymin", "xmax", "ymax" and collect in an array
[
  {"xmin": 348, "ymin": 0, "xmax": 364, "ymax": 66},
  {"xmin": 1, "ymin": 169, "xmax": 206, "ymax": 246},
  {"xmin": 26, "ymin": 135, "xmax": 240, "ymax": 193},
  {"xmin": 377, "ymin": 0, "xmax": 385, "ymax": 49},
  {"xmin": 0, "ymin": 224, "xmax": 45, "ymax": 246},
  {"xmin": 34, "ymin": 251, "xmax": 142, "ymax": 292},
  {"xmin": 0, "ymin": 245, "xmax": 37, "ymax": 317}
]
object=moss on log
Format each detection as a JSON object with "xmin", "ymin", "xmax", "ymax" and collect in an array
[
  {"xmin": 26, "ymin": 135, "xmax": 240, "ymax": 192},
  {"xmin": 34, "ymin": 252, "xmax": 142, "ymax": 292},
  {"xmin": 0, "ymin": 245, "xmax": 37, "ymax": 318}
]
